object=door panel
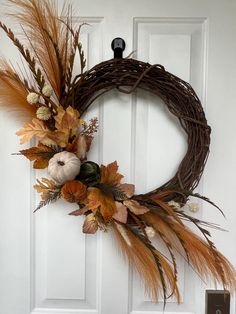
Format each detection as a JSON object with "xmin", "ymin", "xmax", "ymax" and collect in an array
[
  {"xmin": 32, "ymin": 18, "xmax": 103, "ymax": 312},
  {"xmin": 0, "ymin": 1, "xmax": 236, "ymax": 314}
]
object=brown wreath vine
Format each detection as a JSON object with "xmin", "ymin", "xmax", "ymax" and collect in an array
[{"xmin": 73, "ymin": 58, "xmax": 211, "ymax": 201}]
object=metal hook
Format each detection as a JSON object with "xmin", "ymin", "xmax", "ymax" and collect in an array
[{"xmin": 111, "ymin": 38, "xmax": 126, "ymax": 58}]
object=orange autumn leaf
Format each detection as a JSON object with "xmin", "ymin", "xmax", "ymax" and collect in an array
[
  {"xmin": 123, "ymin": 200, "xmax": 150, "ymax": 215},
  {"xmin": 54, "ymin": 106, "xmax": 81, "ymax": 135},
  {"xmin": 113, "ymin": 202, "xmax": 128, "ymax": 223},
  {"xmin": 34, "ymin": 177, "xmax": 58, "ymax": 200},
  {"xmin": 20, "ymin": 143, "xmax": 56, "ymax": 169},
  {"xmin": 16, "ymin": 118, "xmax": 50, "ymax": 144},
  {"xmin": 39, "ymin": 136, "xmax": 58, "ymax": 147},
  {"xmin": 87, "ymin": 187, "xmax": 116, "ymax": 223},
  {"xmin": 66, "ymin": 135, "xmax": 80, "ymax": 153},
  {"xmin": 46, "ymin": 130, "xmax": 69, "ymax": 147},
  {"xmin": 33, "ymin": 158, "xmax": 48, "ymax": 169},
  {"xmin": 83, "ymin": 213, "xmax": 98, "ymax": 234},
  {"xmin": 69, "ymin": 207, "xmax": 89, "ymax": 216},
  {"xmin": 100, "ymin": 161, "xmax": 124, "ymax": 186},
  {"xmin": 119, "ymin": 183, "xmax": 135, "ymax": 198}
]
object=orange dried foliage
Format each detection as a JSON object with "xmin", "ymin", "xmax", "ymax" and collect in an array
[
  {"xmin": 20, "ymin": 143, "xmax": 54, "ymax": 169},
  {"xmin": 144, "ymin": 212, "xmax": 236, "ymax": 291},
  {"xmin": 69, "ymin": 207, "xmax": 89, "ymax": 216},
  {"xmin": 100, "ymin": 161, "xmax": 124, "ymax": 185},
  {"xmin": 87, "ymin": 187, "xmax": 116, "ymax": 223},
  {"xmin": 46, "ymin": 130, "xmax": 69, "ymax": 147},
  {"xmin": 83, "ymin": 213, "xmax": 98, "ymax": 234},
  {"xmin": 123, "ymin": 199, "xmax": 149, "ymax": 215},
  {"xmin": 34, "ymin": 177, "xmax": 57, "ymax": 200},
  {"xmin": 152, "ymin": 197, "xmax": 183, "ymax": 226},
  {"xmin": 54, "ymin": 106, "xmax": 81, "ymax": 134},
  {"xmin": 111, "ymin": 222, "xmax": 180, "ymax": 303},
  {"xmin": 0, "ymin": 60, "xmax": 36, "ymax": 121},
  {"xmin": 113, "ymin": 202, "xmax": 128, "ymax": 223},
  {"xmin": 16, "ymin": 118, "xmax": 50, "ymax": 144},
  {"xmin": 119, "ymin": 183, "xmax": 135, "ymax": 198},
  {"xmin": 6, "ymin": 0, "xmax": 74, "ymax": 99}
]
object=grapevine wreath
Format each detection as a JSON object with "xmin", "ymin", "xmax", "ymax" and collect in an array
[{"xmin": 0, "ymin": 0, "xmax": 235, "ymax": 305}]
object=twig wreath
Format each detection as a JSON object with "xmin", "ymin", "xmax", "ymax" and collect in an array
[{"xmin": 0, "ymin": 0, "xmax": 235, "ymax": 305}]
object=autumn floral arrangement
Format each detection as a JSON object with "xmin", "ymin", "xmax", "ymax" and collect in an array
[{"xmin": 0, "ymin": 0, "xmax": 235, "ymax": 305}]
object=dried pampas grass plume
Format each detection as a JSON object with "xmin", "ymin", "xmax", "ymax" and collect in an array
[
  {"xmin": 143, "ymin": 211, "xmax": 236, "ymax": 292},
  {"xmin": 0, "ymin": 59, "xmax": 36, "ymax": 121},
  {"xmin": 111, "ymin": 221, "xmax": 180, "ymax": 304},
  {"xmin": 5, "ymin": 0, "xmax": 74, "ymax": 100}
]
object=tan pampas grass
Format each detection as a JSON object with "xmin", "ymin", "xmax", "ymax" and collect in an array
[
  {"xmin": 111, "ymin": 221, "xmax": 180, "ymax": 303},
  {"xmin": 0, "ymin": 59, "xmax": 36, "ymax": 121},
  {"xmin": 6, "ymin": 0, "xmax": 74, "ymax": 100},
  {"xmin": 143, "ymin": 210, "xmax": 236, "ymax": 291}
]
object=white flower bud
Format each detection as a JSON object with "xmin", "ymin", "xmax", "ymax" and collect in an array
[
  {"xmin": 145, "ymin": 226, "xmax": 156, "ymax": 238},
  {"xmin": 168, "ymin": 200, "xmax": 181, "ymax": 211},
  {"xmin": 27, "ymin": 92, "xmax": 39, "ymax": 104},
  {"xmin": 188, "ymin": 203, "xmax": 199, "ymax": 213},
  {"xmin": 42, "ymin": 84, "xmax": 53, "ymax": 97},
  {"xmin": 36, "ymin": 106, "xmax": 51, "ymax": 120}
]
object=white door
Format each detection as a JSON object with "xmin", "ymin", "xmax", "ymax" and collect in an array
[{"xmin": 0, "ymin": 0, "xmax": 236, "ymax": 313}]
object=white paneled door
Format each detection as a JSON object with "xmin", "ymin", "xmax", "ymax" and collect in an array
[{"xmin": 0, "ymin": 0, "xmax": 236, "ymax": 313}]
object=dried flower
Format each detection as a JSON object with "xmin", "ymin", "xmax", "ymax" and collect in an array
[
  {"xmin": 188, "ymin": 202, "xmax": 199, "ymax": 213},
  {"xmin": 61, "ymin": 180, "xmax": 87, "ymax": 203},
  {"xmin": 145, "ymin": 226, "xmax": 156, "ymax": 238},
  {"xmin": 42, "ymin": 84, "xmax": 53, "ymax": 97},
  {"xmin": 82, "ymin": 117, "xmax": 99, "ymax": 137},
  {"xmin": 27, "ymin": 92, "xmax": 39, "ymax": 104},
  {"xmin": 168, "ymin": 200, "xmax": 181, "ymax": 211},
  {"xmin": 36, "ymin": 106, "xmax": 51, "ymax": 120}
]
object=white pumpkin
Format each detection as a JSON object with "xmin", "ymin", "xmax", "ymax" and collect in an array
[{"xmin": 48, "ymin": 151, "xmax": 81, "ymax": 184}]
